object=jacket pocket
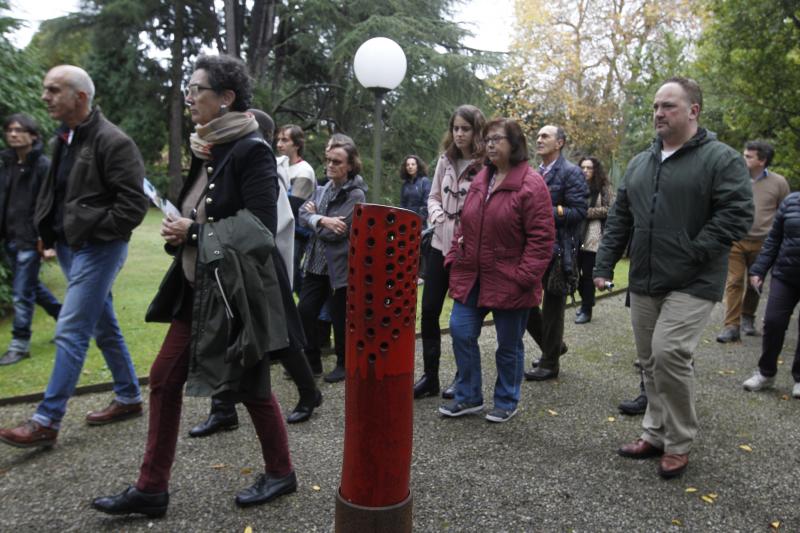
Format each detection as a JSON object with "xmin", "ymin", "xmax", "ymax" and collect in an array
[{"xmin": 649, "ymin": 229, "xmax": 699, "ymax": 290}]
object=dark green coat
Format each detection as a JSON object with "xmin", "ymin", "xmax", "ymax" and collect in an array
[
  {"xmin": 147, "ymin": 209, "xmax": 288, "ymax": 400},
  {"xmin": 594, "ymin": 129, "xmax": 753, "ymax": 302}
]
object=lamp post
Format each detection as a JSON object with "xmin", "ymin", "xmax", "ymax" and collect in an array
[{"xmin": 353, "ymin": 37, "xmax": 407, "ymax": 204}]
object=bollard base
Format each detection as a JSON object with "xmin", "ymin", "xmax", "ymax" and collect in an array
[{"xmin": 335, "ymin": 489, "xmax": 412, "ymax": 533}]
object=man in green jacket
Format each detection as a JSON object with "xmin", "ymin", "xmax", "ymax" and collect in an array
[{"xmin": 593, "ymin": 77, "xmax": 753, "ymax": 479}]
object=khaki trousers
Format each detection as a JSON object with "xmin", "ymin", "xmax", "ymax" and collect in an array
[
  {"xmin": 723, "ymin": 239, "xmax": 763, "ymax": 327},
  {"xmin": 629, "ymin": 291, "xmax": 715, "ymax": 454}
]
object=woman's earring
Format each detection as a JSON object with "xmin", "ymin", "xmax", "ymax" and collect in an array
[{"xmin": 220, "ymin": 104, "xmax": 228, "ymax": 114}]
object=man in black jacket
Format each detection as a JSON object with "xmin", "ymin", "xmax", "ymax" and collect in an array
[
  {"xmin": 594, "ymin": 77, "xmax": 753, "ymax": 479},
  {"xmin": 524, "ymin": 125, "xmax": 588, "ymax": 381},
  {"xmin": 0, "ymin": 114, "xmax": 61, "ymax": 366},
  {"xmin": 0, "ymin": 65, "xmax": 149, "ymax": 449}
]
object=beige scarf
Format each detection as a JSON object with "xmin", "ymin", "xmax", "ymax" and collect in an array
[{"xmin": 189, "ymin": 111, "xmax": 258, "ymax": 160}]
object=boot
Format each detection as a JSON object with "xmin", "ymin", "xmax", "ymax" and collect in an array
[
  {"xmin": 189, "ymin": 398, "xmax": 238, "ymax": 437},
  {"xmin": 716, "ymin": 325, "xmax": 740, "ymax": 343},
  {"xmin": 741, "ymin": 314, "xmax": 758, "ymax": 336},
  {"xmin": 618, "ymin": 369, "xmax": 647, "ymax": 415},
  {"xmin": 415, "ymin": 338, "xmax": 441, "ymax": 399}
]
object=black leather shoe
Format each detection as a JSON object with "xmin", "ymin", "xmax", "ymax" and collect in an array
[
  {"xmin": 92, "ymin": 486, "xmax": 169, "ymax": 518},
  {"xmin": 716, "ymin": 326, "xmax": 740, "ymax": 343},
  {"xmin": 413, "ymin": 374, "xmax": 440, "ymax": 399},
  {"xmin": 0, "ymin": 350, "xmax": 30, "ymax": 366},
  {"xmin": 524, "ymin": 367, "xmax": 559, "ymax": 381},
  {"xmin": 287, "ymin": 389, "xmax": 323, "ymax": 424},
  {"xmin": 188, "ymin": 411, "xmax": 239, "ymax": 438},
  {"xmin": 530, "ymin": 344, "xmax": 568, "ymax": 369},
  {"xmin": 441, "ymin": 374, "xmax": 457, "ymax": 400},
  {"xmin": 323, "ymin": 365, "xmax": 346, "ymax": 383},
  {"xmin": 235, "ymin": 471, "xmax": 297, "ymax": 507},
  {"xmin": 618, "ymin": 393, "xmax": 647, "ymax": 415},
  {"xmin": 574, "ymin": 312, "xmax": 591, "ymax": 324}
]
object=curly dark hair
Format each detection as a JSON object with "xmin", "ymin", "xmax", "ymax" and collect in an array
[
  {"xmin": 399, "ymin": 154, "xmax": 428, "ymax": 181},
  {"xmin": 194, "ymin": 54, "xmax": 252, "ymax": 112},
  {"xmin": 577, "ymin": 156, "xmax": 610, "ymax": 195}
]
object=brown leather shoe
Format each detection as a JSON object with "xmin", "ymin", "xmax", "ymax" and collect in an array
[
  {"xmin": 86, "ymin": 400, "xmax": 143, "ymax": 426},
  {"xmin": 618, "ymin": 438, "xmax": 663, "ymax": 459},
  {"xmin": 0, "ymin": 420, "xmax": 58, "ymax": 448},
  {"xmin": 658, "ymin": 453, "xmax": 689, "ymax": 479}
]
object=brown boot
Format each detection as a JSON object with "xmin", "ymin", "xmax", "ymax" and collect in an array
[{"xmin": 0, "ymin": 420, "xmax": 58, "ymax": 448}]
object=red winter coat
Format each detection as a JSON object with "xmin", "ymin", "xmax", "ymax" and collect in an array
[{"xmin": 445, "ymin": 161, "xmax": 555, "ymax": 310}]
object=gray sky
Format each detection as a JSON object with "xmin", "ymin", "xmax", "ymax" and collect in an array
[{"xmin": 5, "ymin": 0, "xmax": 514, "ymax": 53}]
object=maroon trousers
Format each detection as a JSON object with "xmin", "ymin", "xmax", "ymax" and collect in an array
[{"xmin": 136, "ymin": 319, "xmax": 293, "ymax": 493}]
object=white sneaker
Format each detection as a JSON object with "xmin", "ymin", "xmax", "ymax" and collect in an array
[
  {"xmin": 742, "ymin": 371, "xmax": 775, "ymax": 391},
  {"xmin": 792, "ymin": 382, "xmax": 800, "ymax": 399}
]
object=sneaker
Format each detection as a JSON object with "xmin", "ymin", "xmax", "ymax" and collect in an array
[
  {"xmin": 485, "ymin": 407, "xmax": 517, "ymax": 423},
  {"xmin": 742, "ymin": 371, "xmax": 775, "ymax": 391},
  {"xmin": 793, "ymin": 382, "xmax": 800, "ymax": 399},
  {"xmin": 438, "ymin": 400, "xmax": 484, "ymax": 417}
]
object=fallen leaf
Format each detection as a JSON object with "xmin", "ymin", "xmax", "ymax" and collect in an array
[
  {"xmin": 607, "ymin": 416, "xmax": 616, "ymax": 422},
  {"xmin": 211, "ymin": 463, "xmax": 226, "ymax": 469},
  {"xmin": 701, "ymin": 495, "xmax": 715, "ymax": 504},
  {"xmin": 312, "ymin": 485, "xmax": 321, "ymax": 491},
  {"xmin": 240, "ymin": 467, "xmax": 253, "ymax": 475},
  {"xmin": 671, "ymin": 519, "xmax": 682, "ymax": 526},
  {"xmin": 604, "ymin": 352, "xmax": 614, "ymax": 357},
  {"xmin": 244, "ymin": 527, "xmax": 253, "ymax": 533},
  {"xmin": 781, "ymin": 395, "xmax": 790, "ymax": 401},
  {"xmin": 546, "ymin": 409, "xmax": 558, "ymax": 416},
  {"xmin": 708, "ymin": 493, "xmax": 718, "ymax": 499},
  {"xmin": 770, "ymin": 520, "xmax": 781, "ymax": 530},
  {"xmin": 739, "ymin": 444, "xmax": 753, "ymax": 453},
  {"xmin": 685, "ymin": 487, "xmax": 698, "ymax": 493},
  {"xmin": 777, "ymin": 359, "xmax": 784, "ymax": 365}
]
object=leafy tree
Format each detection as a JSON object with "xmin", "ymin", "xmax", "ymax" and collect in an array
[{"xmin": 697, "ymin": 0, "xmax": 800, "ymax": 187}]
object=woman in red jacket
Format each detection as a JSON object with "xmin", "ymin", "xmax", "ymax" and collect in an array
[{"xmin": 439, "ymin": 118, "xmax": 555, "ymax": 423}]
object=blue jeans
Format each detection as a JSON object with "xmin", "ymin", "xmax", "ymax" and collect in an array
[
  {"xmin": 5, "ymin": 242, "xmax": 62, "ymax": 352},
  {"xmin": 449, "ymin": 284, "xmax": 530, "ymax": 411},
  {"xmin": 33, "ymin": 240, "xmax": 141, "ymax": 429}
]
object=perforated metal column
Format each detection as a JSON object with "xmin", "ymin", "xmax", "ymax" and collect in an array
[{"xmin": 336, "ymin": 204, "xmax": 420, "ymax": 532}]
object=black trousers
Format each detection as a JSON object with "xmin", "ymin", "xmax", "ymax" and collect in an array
[
  {"xmin": 419, "ymin": 248, "xmax": 450, "ymax": 376},
  {"xmin": 759, "ymin": 277, "xmax": 800, "ymax": 381},
  {"xmin": 297, "ymin": 272, "xmax": 347, "ymax": 371},
  {"xmin": 577, "ymin": 250, "xmax": 596, "ymax": 314},
  {"xmin": 526, "ymin": 268, "xmax": 567, "ymax": 371}
]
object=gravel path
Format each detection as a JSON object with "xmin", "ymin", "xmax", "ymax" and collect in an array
[{"xmin": 1, "ymin": 291, "xmax": 798, "ymax": 532}]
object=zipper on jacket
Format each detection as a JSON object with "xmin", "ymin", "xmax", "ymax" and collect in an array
[
  {"xmin": 647, "ymin": 157, "xmax": 663, "ymax": 294},
  {"xmin": 214, "ymin": 267, "xmax": 235, "ymax": 319}
]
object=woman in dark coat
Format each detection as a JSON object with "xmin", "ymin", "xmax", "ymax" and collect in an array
[
  {"xmin": 399, "ymin": 154, "xmax": 431, "ymax": 225},
  {"xmin": 439, "ymin": 118, "xmax": 554, "ymax": 423},
  {"xmin": 744, "ymin": 192, "xmax": 800, "ymax": 398},
  {"xmin": 92, "ymin": 54, "xmax": 299, "ymax": 517}
]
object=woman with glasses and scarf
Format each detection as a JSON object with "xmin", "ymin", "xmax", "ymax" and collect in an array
[
  {"xmin": 413, "ymin": 105, "xmax": 486, "ymax": 400},
  {"xmin": 92, "ymin": 54, "xmax": 301, "ymax": 517}
]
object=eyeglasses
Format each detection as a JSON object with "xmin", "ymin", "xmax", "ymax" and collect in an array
[
  {"xmin": 484, "ymin": 135, "xmax": 508, "ymax": 145},
  {"xmin": 5, "ymin": 127, "xmax": 29, "ymax": 134},
  {"xmin": 326, "ymin": 158, "xmax": 346, "ymax": 166},
  {"xmin": 183, "ymin": 84, "xmax": 215, "ymax": 99}
]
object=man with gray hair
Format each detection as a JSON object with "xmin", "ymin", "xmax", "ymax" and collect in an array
[{"xmin": 0, "ymin": 65, "xmax": 148, "ymax": 448}]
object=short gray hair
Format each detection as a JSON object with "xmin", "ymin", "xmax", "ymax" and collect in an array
[{"xmin": 52, "ymin": 65, "xmax": 96, "ymax": 106}]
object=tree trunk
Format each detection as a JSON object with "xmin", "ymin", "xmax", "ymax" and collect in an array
[
  {"xmin": 224, "ymin": 0, "xmax": 239, "ymax": 57},
  {"xmin": 167, "ymin": 0, "xmax": 186, "ymax": 201}
]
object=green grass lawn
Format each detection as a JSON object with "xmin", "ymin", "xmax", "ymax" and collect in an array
[{"xmin": 0, "ymin": 208, "xmax": 629, "ymax": 398}]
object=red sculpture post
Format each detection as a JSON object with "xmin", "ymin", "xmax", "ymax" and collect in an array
[{"xmin": 335, "ymin": 204, "xmax": 420, "ymax": 532}]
